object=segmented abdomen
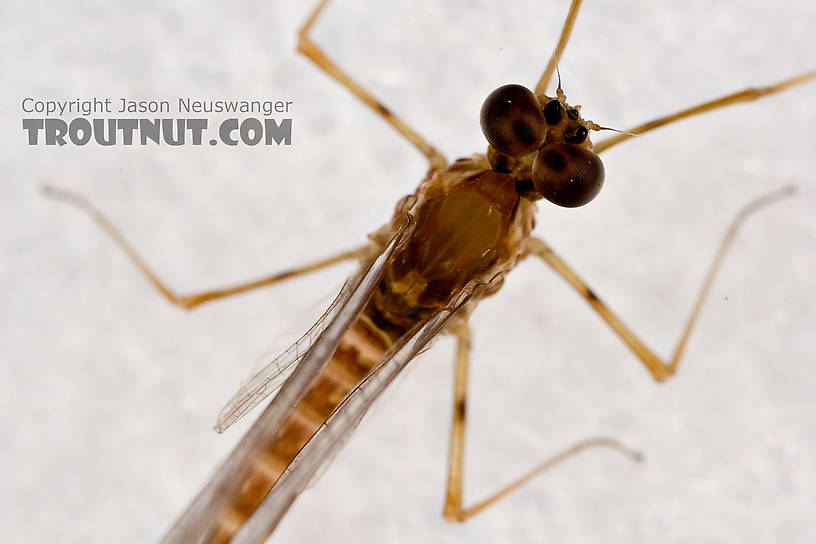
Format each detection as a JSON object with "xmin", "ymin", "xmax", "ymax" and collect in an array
[{"xmin": 207, "ymin": 308, "xmax": 398, "ymax": 543}]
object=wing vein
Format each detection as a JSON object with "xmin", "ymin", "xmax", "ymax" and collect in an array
[
  {"xmin": 231, "ymin": 278, "xmax": 490, "ymax": 544},
  {"xmin": 162, "ymin": 215, "xmax": 414, "ymax": 543}
]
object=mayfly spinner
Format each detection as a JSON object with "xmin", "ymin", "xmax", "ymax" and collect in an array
[{"xmin": 45, "ymin": 0, "xmax": 815, "ymax": 542}]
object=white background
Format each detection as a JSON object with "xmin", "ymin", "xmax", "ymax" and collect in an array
[{"xmin": 2, "ymin": 1, "xmax": 815, "ymax": 543}]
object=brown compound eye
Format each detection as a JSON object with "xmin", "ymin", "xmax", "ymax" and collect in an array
[
  {"xmin": 532, "ymin": 142, "xmax": 605, "ymax": 207},
  {"xmin": 480, "ymin": 84, "xmax": 547, "ymax": 157}
]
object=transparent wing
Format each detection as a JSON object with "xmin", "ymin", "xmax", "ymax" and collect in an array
[
  {"xmin": 162, "ymin": 215, "xmax": 414, "ymax": 544},
  {"xmin": 231, "ymin": 276, "xmax": 495, "ymax": 544},
  {"xmin": 214, "ymin": 276, "xmax": 359, "ymax": 433}
]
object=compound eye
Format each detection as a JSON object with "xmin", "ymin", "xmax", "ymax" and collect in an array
[
  {"xmin": 532, "ymin": 143, "xmax": 605, "ymax": 207},
  {"xmin": 480, "ymin": 84, "xmax": 547, "ymax": 157}
]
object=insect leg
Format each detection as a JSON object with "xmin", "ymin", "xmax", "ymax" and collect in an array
[
  {"xmin": 442, "ymin": 324, "xmax": 641, "ymax": 522},
  {"xmin": 526, "ymin": 185, "xmax": 796, "ymax": 382},
  {"xmin": 441, "ymin": 323, "xmax": 471, "ymax": 518},
  {"xmin": 534, "ymin": 0, "xmax": 585, "ymax": 95},
  {"xmin": 43, "ymin": 185, "xmax": 367, "ymax": 310},
  {"xmin": 594, "ymin": 69, "xmax": 816, "ymax": 154},
  {"xmin": 297, "ymin": 0, "xmax": 447, "ymax": 171}
]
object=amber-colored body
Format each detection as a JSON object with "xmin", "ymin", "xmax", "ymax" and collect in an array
[
  {"xmin": 206, "ymin": 316, "xmax": 390, "ymax": 542},
  {"xmin": 206, "ymin": 154, "xmax": 535, "ymax": 542},
  {"xmin": 42, "ymin": 0, "xmax": 815, "ymax": 541}
]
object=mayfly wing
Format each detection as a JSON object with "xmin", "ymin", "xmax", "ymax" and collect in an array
[
  {"xmin": 230, "ymin": 276, "xmax": 497, "ymax": 544},
  {"xmin": 215, "ymin": 276, "xmax": 359, "ymax": 434},
  {"xmin": 162, "ymin": 212, "xmax": 416, "ymax": 543}
]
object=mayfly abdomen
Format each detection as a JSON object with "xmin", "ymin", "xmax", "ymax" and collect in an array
[{"xmin": 207, "ymin": 311, "xmax": 402, "ymax": 543}]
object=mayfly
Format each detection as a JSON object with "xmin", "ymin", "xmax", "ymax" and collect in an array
[{"xmin": 44, "ymin": 0, "xmax": 815, "ymax": 542}]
